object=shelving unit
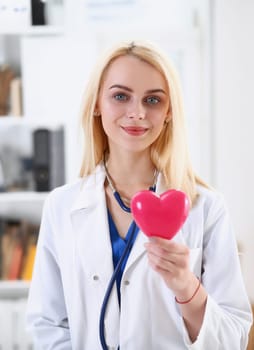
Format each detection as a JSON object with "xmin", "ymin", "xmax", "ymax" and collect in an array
[{"xmin": 0, "ymin": 3, "xmax": 66, "ymax": 347}]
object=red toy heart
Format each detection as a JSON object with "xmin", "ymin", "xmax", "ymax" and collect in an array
[{"xmin": 131, "ymin": 189, "xmax": 190, "ymax": 240}]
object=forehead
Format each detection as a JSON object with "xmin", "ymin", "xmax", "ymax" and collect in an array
[{"xmin": 101, "ymin": 55, "xmax": 168, "ymax": 91}]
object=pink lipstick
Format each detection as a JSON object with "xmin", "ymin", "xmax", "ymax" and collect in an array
[{"xmin": 122, "ymin": 126, "xmax": 148, "ymax": 136}]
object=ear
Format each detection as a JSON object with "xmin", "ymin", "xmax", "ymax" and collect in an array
[
  {"xmin": 93, "ymin": 102, "xmax": 101, "ymax": 117},
  {"xmin": 164, "ymin": 112, "xmax": 172, "ymax": 124}
]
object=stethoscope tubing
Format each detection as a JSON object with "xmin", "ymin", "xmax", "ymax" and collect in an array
[
  {"xmin": 99, "ymin": 222, "xmax": 137, "ymax": 350},
  {"xmin": 100, "ymin": 161, "xmax": 156, "ymax": 349}
]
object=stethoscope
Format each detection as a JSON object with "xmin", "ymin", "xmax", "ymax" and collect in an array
[{"xmin": 99, "ymin": 162, "xmax": 157, "ymax": 350}]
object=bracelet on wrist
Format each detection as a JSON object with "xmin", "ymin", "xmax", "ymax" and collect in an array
[{"xmin": 175, "ymin": 278, "xmax": 201, "ymax": 305}]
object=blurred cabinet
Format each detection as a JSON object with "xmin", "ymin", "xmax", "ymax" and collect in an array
[
  {"xmin": 0, "ymin": 1, "xmax": 65, "ymax": 348},
  {"xmin": 0, "ymin": 282, "xmax": 32, "ymax": 349},
  {"xmin": 0, "ymin": 297, "xmax": 33, "ymax": 349}
]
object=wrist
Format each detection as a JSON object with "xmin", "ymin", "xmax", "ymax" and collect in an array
[{"xmin": 175, "ymin": 276, "xmax": 201, "ymax": 305}]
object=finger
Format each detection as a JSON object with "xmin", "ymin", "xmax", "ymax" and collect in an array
[
  {"xmin": 147, "ymin": 251, "xmax": 175, "ymax": 272},
  {"xmin": 148, "ymin": 237, "xmax": 189, "ymax": 255},
  {"xmin": 147, "ymin": 248, "xmax": 189, "ymax": 270},
  {"xmin": 145, "ymin": 242, "xmax": 189, "ymax": 257},
  {"xmin": 147, "ymin": 251, "xmax": 191, "ymax": 286}
]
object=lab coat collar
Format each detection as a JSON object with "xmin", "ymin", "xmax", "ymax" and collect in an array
[
  {"xmin": 70, "ymin": 164, "xmax": 166, "ymax": 213},
  {"xmin": 70, "ymin": 163, "xmax": 106, "ymax": 212}
]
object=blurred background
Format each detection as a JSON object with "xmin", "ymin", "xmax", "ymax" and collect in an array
[{"xmin": 0, "ymin": 0, "xmax": 253, "ymax": 348}]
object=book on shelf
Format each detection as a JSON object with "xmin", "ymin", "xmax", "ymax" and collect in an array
[
  {"xmin": 0, "ymin": 65, "xmax": 15, "ymax": 116},
  {"xmin": 0, "ymin": 124, "xmax": 65, "ymax": 192},
  {"xmin": 21, "ymin": 229, "xmax": 37, "ymax": 281},
  {"xmin": 0, "ymin": 219, "xmax": 4, "ymax": 277},
  {"xmin": 9, "ymin": 77, "xmax": 23, "ymax": 117},
  {"xmin": 31, "ymin": 0, "xmax": 46, "ymax": 25},
  {"xmin": 0, "ymin": 219, "xmax": 39, "ymax": 281},
  {"xmin": 1, "ymin": 220, "xmax": 21, "ymax": 280},
  {"xmin": 0, "ymin": 65, "xmax": 23, "ymax": 117},
  {"xmin": 33, "ymin": 126, "xmax": 65, "ymax": 191},
  {"xmin": 8, "ymin": 241, "xmax": 24, "ymax": 280}
]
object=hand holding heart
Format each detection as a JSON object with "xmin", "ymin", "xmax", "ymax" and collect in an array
[
  {"xmin": 144, "ymin": 237, "xmax": 195, "ymax": 294},
  {"xmin": 130, "ymin": 189, "xmax": 190, "ymax": 239},
  {"xmin": 131, "ymin": 189, "xmax": 194, "ymax": 294}
]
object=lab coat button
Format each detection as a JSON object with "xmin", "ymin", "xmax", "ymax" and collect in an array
[
  {"xmin": 124, "ymin": 280, "xmax": 130, "ymax": 285},
  {"xmin": 93, "ymin": 275, "xmax": 99, "ymax": 281}
]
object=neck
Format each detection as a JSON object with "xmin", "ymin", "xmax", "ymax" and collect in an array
[
  {"xmin": 104, "ymin": 152, "xmax": 157, "ymax": 213},
  {"xmin": 105, "ymin": 150, "xmax": 155, "ymax": 187},
  {"xmin": 104, "ymin": 151, "xmax": 158, "ymax": 208}
]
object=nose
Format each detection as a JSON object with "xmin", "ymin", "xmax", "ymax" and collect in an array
[{"xmin": 126, "ymin": 102, "xmax": 146, "ymax": 120}]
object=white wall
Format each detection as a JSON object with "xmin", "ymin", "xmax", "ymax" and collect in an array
[{"xmin": 213, "ymin": 0, "xmax": 254, "ymax": 302}]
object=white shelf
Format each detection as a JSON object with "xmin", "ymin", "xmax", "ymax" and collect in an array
[
  {"xmin": 0, "ymin": 25, "xmax": 64, "ymax": 36},
  {"xmin": 0, "ymin": 191, "xmax": 48, "ymax": 223},
  {"xmin": 0, "ymin": 116, "xmax": 65, "ymax": 130},
  {"xmin": 0, "ymin": 116, "xmax": 25, "ymax": 126},
  {"xmin": 0, "ymin": 280, "xmax": 30, "ymax": 299}
]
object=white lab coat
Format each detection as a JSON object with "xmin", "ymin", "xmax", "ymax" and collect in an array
[{"xmin": 26, "ymin": 164, "xmax": 252, "ymax": 350}]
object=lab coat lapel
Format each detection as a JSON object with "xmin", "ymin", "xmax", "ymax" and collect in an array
[
  {"xmin": 70, "ymin": 166, "xmax": 113, "ymax": 281},
  {"xmin": 69, "ymin": 166, "xmax": 120, "ymax": 346},
  {"xmin": 124, "ymin": 228, "xmax": 148, "ymax": 273},
  {"xmin": 70, "ymin": 189, "xmax": 113, "ymax": 281}
]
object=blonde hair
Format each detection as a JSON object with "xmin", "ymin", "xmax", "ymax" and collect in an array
[{"xmin": 79, "ymin": 40, "xmax": 208, "ymax": 205}]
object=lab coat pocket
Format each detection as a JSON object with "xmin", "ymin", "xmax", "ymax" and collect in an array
[{"xmin": 189, "ymin": 247, "xmax": 202, "ymax": 278}]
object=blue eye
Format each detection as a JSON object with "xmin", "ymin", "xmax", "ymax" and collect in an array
[
  {"xmin": 114, "ymin": 93, "xmax": 128, "ymax": 101},
  {"xmin": 146, "ymin": 96, "xmax": 160, "ymax": 104}
]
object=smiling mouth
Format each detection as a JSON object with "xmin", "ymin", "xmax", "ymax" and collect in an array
[{"xmin": 121, "ymin": 126, "xmax": 149, "ymax": 136}]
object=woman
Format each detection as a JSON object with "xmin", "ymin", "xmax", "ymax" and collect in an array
[{"xmin": 26, "ymin": 40, "xmax": 252, "ymax": 349}]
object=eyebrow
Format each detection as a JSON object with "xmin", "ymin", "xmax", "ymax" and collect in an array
[{"xmin": 109, "ymin": 84, "xmax": 167, "ymax": 95}]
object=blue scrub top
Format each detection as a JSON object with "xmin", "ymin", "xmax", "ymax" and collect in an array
[{"xmin": 107, "ymin": 209, "xmax": 139, "ymax": 305}]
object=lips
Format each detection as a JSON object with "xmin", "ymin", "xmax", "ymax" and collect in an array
[{"xmin": 121, "ymin": 126, "xmax": 148, "ymax": 136}]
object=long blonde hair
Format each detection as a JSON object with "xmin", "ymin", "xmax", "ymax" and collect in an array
[{"xmin": 79, "ymin": 40, "xmax": 208, "ymax": 205}]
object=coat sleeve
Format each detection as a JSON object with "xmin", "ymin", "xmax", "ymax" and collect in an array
[
  {"xmin": 26, "ymin": 194, "xmax": 72, "ymax": 349},
  {"xmin": 183, "ymin": 193, "xmax": 253, "ymax": 350}
]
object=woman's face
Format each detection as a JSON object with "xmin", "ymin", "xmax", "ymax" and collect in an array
[{"xmin": 98, "ymin": 55, "xmax": 170, "ymax": 154}]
